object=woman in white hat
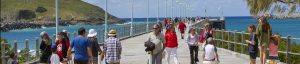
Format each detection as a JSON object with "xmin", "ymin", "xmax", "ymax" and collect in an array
[
  {"xmin": 87, "ymin": 29, "xmax": 102, "ymax": 64},
  {"xmin": 103, "ymin": 29, "xmax": 122, "ymax": 64}
]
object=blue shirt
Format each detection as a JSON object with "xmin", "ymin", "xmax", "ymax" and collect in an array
[
  {"xmin": 248, "ymin": 33, "xmax": 258, "ymax": 53},
  {"xmin": 71, "ymin": 36, "xmax": 90, "ymax": 61}
]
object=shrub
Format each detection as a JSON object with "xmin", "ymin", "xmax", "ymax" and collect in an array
[
  {"xmin": 36, "ymin": 6, "xmax": 47, "ymax": 13},
  {"xmin": 16, "ymin": 10, "xmax": 36, "ymax": 20}
]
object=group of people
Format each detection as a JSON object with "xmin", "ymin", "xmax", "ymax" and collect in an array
[
  {"xmin": 148, "ymin": 16, "xmax": 281, "ymax": 64},
  {"xmin": 147, "ymin": 18, "xmax": 219, "ymax": 64},
  {"xmin": 6, "ymin": 16, "xmax": 281, "ymax": 64},
  {"xmin": 246, "ymin": 17, "xmax": 280, "ymax": 64},
  {"xmin": 38, "ymin": 27, "xmax": 122, "ymax": 64}
]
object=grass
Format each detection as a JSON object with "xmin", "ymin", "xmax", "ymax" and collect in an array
[{"xmin": 1, "ymin": 0, "xmax": 116, "ymax": 20}]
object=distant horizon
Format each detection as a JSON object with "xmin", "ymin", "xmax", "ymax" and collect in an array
[
  {"xmin": 118, "ymin": 16, "xmax": 254, "ymax": 19},
  {"xmin": 83, "ymin": 0, "xmax": 251, "ymax": 18}
]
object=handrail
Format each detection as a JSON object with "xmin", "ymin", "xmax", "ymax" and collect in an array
[
  {"xmin": 0, "ymin": 22, "xmax": 156, "ymax": 63},
  {"xmin": 191, "ymin": 21, "xmax": 300, "ymax": 64}
]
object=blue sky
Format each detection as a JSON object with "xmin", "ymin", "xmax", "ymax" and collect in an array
[{"xmin": 82, "ymin": 0, "xmax": 251, "ymax": 18}]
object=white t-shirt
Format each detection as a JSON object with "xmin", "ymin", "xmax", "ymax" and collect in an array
[
  {"xmin": 50, "ymin": 53, "xmax": 60, "ymax": 64},
  {"xmin": 204, "ymin": 44, "xmax": 217, "ymax": 60}
]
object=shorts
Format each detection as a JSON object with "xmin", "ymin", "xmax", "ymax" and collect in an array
[
  {"xmin": 249, "ymin": 52, "xmax": 257, "ymax": 59},
  {"xmin": 269, "ymin": 56, "xmax": 278, "ymax": 60}
]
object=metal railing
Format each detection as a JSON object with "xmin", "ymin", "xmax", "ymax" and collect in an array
[
  {"xmin": 191, "ymin": 21, "xmax": 300, "ymax": 64},
  {"xmin": 0, "ymin": 22, "xmax": 156, "ymax": 63}
]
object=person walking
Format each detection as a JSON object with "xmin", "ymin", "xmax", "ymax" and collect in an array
[
  {"xmin": 56, "ymin": 32, "xmax": 70, "ymax": 63},
  {"xmin": 202, "ymin": 37, "xmax": 219, "ymax": 64},
  {"xmin": 178, "ymin": 20, "xmax": 186, "ymax": 39},
  {"xmin": 165, "ymin": 23, "xmax": 179, "ymax": 64},
  {"xmin": 245, "ymin": 25, "xmax": 258, "ymax": 64},
  {"xmin": 67, "ymin": 27, "xmax": 93, "ymax": 64},
  {"xmin": 199, "ymin": 23, "xmax": 214, "ymax": 50},
  {"xmin": 186, "ymin": 28, "xmax": 200, "ymax": 64},
  {"xmin": 39, "ymin": 31, "xmax": 52, "ymax": 63},
  {"xmin": 87, "ymin": 29, "xmax": 102, "ymax": 64},
  {"xmin": 103, "ymin": 29, "xmax": 122, "ymax": 64},
  {"xmin": 256, "ymin": 17, "xmax": 272, "ymax": 64},
  {"xmin": 148, "ymin": 24, "xmax": 166, "ymax": 64}
]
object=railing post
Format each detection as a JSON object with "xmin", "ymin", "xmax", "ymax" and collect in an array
[
  {"xmin": 67, "ymin": 32, "xmax": 70, "ymax": 38},
  {"xmin": 286, "ymin": 36, "xmax": 291, "ymax": 64},
  {"xmin": 241, "ymin": 31, "xmax": 245, "ymax": 54},
  {"xmin": 1, "ymin": 42, "xmax": 6, "ymax": 64},
  {"xmin": 25, "ymin": 39, "xmax": 29, "ymax": 62},
  {"xmin": 73, "ymin": 31, "xmax": 77, "ymax": 39},
  {"xmin": 53, "ymin": 34, "xmax": 56, "ymax": 44},
  {"xmin": 227, "ymin": 31, "xmax": 230, "ymax": 50},
  {"xmin": 234, "ymin": 30, "xmax": 237, "ymax": 52},
  {"xmin": 222, "ymin": 29, "xmax": 224, "ymax": 48},
  {"xmin": 14, "ymin": 40, "xmax": 18, "ymax": 61},
  {"xmin": 14, "ymin": 40, "xmax": 18, "ymax": 55},
  {"xmin": 216, "ymin": 30, "xmax": 219, "ymax": 47},
  {"xmin": 35, "ymin": 37, "xmax": 39, "ymax": 58}
]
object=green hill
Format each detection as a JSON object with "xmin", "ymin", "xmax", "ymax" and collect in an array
[{"xmin": 1, "ymin": 0, "xmax": 120, "ymax": 22}]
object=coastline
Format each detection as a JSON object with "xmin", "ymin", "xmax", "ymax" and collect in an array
[{"xmin": 0, "ymin": 19, "xmax": 125, "ymax": 32}]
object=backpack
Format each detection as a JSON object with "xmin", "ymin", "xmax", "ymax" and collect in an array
[{"xmin": 144, "ymin": 39, "xmax": 155, "ymax": 52}]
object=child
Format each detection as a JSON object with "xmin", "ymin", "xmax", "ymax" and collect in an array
[
  {"xmin": 50, "ymin": 44, "xmax": 60, "ymax": 64},
  {"xmin": 268, "ymin": 34, "xmax": 280, "ymax": 64},
  {"xmin": 7, "ymin": 52, "xmax": 18, "ymax": 64},
  {"xmin": 245, "ymin": 25, "xmax": 258, "ymax": 64}
]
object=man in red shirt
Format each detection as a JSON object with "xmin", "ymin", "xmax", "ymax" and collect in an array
[
  {"xmin": 165, "ymin": 23, "xmax": 179, "ymax": 64},
  {"xmin": 178, "ymin": 20, "xmax": 186, "ymax": 39}
]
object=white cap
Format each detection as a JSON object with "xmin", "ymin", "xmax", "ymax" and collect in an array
[
  {"xmin": 62, "ymin": 29, "xmax": 68, "ymax": 33},
  {"xmin": 87, "ymin": 29, "xmax": 97, "ymax": 37}
]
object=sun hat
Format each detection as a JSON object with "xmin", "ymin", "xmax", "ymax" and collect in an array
[
  {"xmin": 87, "ymin": 29, "xmax": 97, "ymax": 37},
  {"xmin": 153, "ymin": 24, "xmax": 160, "ymax": 29},
  {"xmin": 108, "ymin": 29, "xmax": 117, "ymax": 37}
]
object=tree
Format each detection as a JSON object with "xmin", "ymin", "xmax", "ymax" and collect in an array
[{"xmin": 246, "ymin": 0, "xmax": 300, "ymax": 17}]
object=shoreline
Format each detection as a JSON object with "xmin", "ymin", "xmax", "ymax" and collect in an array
[{"xmin": 1, "ymin": 19, "xmax": 124, "ymax": 32}]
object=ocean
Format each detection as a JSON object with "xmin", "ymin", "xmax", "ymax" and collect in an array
[{"xmin": 1, "ymin": 16, "xmax": 300, "ymax": 49}]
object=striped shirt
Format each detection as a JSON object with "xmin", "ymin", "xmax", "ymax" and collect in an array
[{"xmin": 104, "ymin": 37, "xmax": 122, "ymax": 63}]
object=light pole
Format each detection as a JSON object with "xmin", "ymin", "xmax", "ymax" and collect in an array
[
  {"xmin": 171, "ymin": 0, "xmax": 173, "ymax": 19},
  {"xmin": 146, "ymin": 0, "xmax": 149, "ymax": 32},
  {"xmin": 165, "ymin": 0, "xmax": 167, "ymax": 18},
  {"xmin": 104, "ymin": 0, "xmax": 108, "ymax": 40},
  {"xmin": 157, "ymin": 0, "xmax": 160, "ymax": 22},
  {"xmin": 55, "ymin": 0, "xmax": 58, "ymax": 38},
  {"xmin": 130, "ymin": 0, "xmax": 134, "ymax": 36}
]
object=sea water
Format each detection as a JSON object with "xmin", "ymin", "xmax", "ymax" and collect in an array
[{"xmin": 1, "ymin": 16, "xmax": 300, "ymax": 49}]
